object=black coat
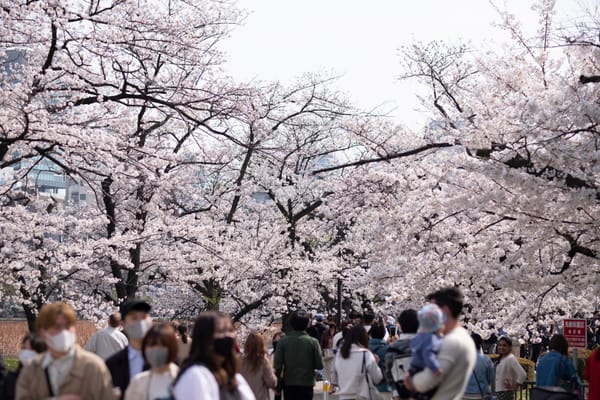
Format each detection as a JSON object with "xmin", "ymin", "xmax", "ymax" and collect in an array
[
  {"xmin": 106, "ymin": 347, "xmax": 150, "ymax": 395},
  {"xmin": 105, "ymin": 347, "xmax": 131, "ymax": 396}
]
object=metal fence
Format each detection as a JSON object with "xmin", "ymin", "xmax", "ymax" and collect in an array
[{"xmin": 515, "ymin": 381, "xmax": 589, "ymax": 400}]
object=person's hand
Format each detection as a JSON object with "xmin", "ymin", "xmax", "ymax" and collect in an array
[
  {"xmin": 404, "ymin": 374, "xmax": 415, "ymax": 392},
  {"xmin": 374, "ymin": 354, "xmax": 381, "ymax": 364},
  {"xmin": 505, "ymin": 380, "xmax": 520, "ymax": 390},
  {"xmin": 112, "ymin": 387, "xmax": 122, "ymax": 400}
]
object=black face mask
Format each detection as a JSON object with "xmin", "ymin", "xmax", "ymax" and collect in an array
[{"xmin": 214, "ymin": 336, "xmax": 235, "ymax": 357}]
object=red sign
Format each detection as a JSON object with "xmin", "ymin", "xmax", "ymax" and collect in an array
[{"xmin": 564, "ymin": 319, "xmax": 587, "ymax": 348}]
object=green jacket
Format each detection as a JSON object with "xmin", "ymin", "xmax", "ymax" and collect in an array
[{"xmin": 274, "ymin": 330, "xmax": 324, "ymax": 387}]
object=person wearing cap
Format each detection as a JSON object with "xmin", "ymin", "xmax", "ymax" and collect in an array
[
  {"xmin": 15, "ymin": 301, "xmax": 114, "ymax": 400},
  {"xmin": 105, "ymin": 299, "xmax": 153, "ymax": 398},
  {"xmin": 409, "ymin": 304, "xmax": 444, "ymax": 381},
  {"xmin": 85, "ymin": 312, "xmax": 129, "ymax": 360}
]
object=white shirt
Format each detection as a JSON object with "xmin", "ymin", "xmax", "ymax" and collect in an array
[
  {"xmin": 412, "ymin": 326, "xmax": 476, "ymax": 400},
  {"xmin": 85, "ymin": 327, "xmax": 128, "ymax": 360},
  {"xmin": 125, "ymin": 363, "xmax": 179, "ymax": 400},
  {"xmin": 332, "ymin": 345, "xmax": 383, "ymax": 399},
  {"xmin": 173, "ymin": 365, "xmax": 255, "ymax": 400},
  {"xmin": 41, "ymin": 349, "xmax": 76, "ymax": 395},
  {"xmin": 333, "ymin": 331, "xmax": 344, "ymax": 349},
  {"xmin": 495, "ymin": 353, "xmax": 526, "ymax": 391}
]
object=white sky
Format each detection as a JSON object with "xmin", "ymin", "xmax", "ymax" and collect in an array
[{"xmin": 220, "ymin": 1, "xmax": 583, "ymax": 129}]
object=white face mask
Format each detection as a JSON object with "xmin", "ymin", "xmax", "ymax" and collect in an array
[
  {"xmin": 126, "ymin": 319, "xmax": 152, "ymax": 340},
  {"xmin": 46, "ymin": 330, "xmax": 76, "ymax": 353},
  {"xmin": 18, "ymin": 349, "xmax": 38, "ymax": 364}
]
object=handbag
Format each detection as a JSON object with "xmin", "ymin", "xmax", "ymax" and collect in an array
[{"xmin": 357, "ymin": 351, "xmax": 385, "ymax": 400}]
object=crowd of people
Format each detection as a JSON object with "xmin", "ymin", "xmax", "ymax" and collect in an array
[{"xmin": 0, "ymin": 287, "xmax": 598, "ymax": 400}]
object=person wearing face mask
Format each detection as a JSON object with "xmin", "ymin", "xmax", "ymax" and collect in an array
[
  {"xmin": 173, "ymin": 312, "xmax": 255, "ymax": 400},
  {"xmin": 15, "ymin": 301, "xmax": 114, "ymax": 400},
  {"xmin": 2, "ymin": 333, "xmax": 47, "ymax": 400},
  {"xmin": 106, "ymin": 299, "xmax": 153, "ymax": 398},
  {"xmin": 124, "ymin": 323, "xmax": 179, "ymax": 400}
]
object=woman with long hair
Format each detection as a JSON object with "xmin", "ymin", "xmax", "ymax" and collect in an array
[
  {"xmin": 494, "ymin": 336, "xmax": 526, "ymax": 400},
  {"xmin": 332, "ymin": 325, "xmax": 382, "ymax": 398},
  {"xmin": 125, "ymin": 323, "xmax": 180, "ymax": 400},
  {"xmin": 176, "ymin": 323, "xmax": 192, "ymax": 365},
  {"xmin": 173, "ymin": 312, "xmax": 254, "ymax": 400},
  {"xmin": 240, "ymin": 332, "xmax": 277, "ymax": 400}
]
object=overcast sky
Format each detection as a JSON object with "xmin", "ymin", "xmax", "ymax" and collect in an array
[{"xmin": 220, "ymin": 1, "xmax": 584, "ymax": 129}]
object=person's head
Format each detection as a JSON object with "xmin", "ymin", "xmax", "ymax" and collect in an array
[
  {"xmin": 549, "ymin": 334, "xmax": 569, "ymax": 355},
  {"xmin": 398, "ymin": 309, "xmax": 418, "ymax": 334},
  {"xmin": 328, "ymin": 321, "xmax": 337, "ymax": 334},
  {"xmin": 315, "ymin": 313, "xmax": 325, "ymax": 323},
  {"xmin": 142, "ymin": 323, "xmax": 178, "ymax": 370},
  {"xmin": 243, "ymin": 332, "xmax": 267, "ymax": 372},
  {"xmin": 36, "ymin": 302, "xmax": 78, "ymax": 356},
  {"xmin": 290, "ymin": 310, "xmax": 310, "ymax": 331},
  {"xmin": 18, "ymin": 333, "xmax": 46, "ymax": 364},
  {"xmin": 363, "ymin": 311, "xmax": 375, "ymax": 325},
  {"xmin": 349, "ymin": 310, "xmax": 362, "ymax": 325},
  {"xmin": 369, "ymin": 323, "xmax": 386, "ymax": 340},
  {"xmin": 417, "ymin": 303, "xmax": 444, "ymax": 334},
  {"xmin": 178, "ymin": 324, "xmax": 189, "ymax": 343},
  {"xmin": 341, "ymin": 325, "xmax": 369, "ymax": 358},
  {"xmin": 120, "ymin": 299, "xmax": 152, "ymax": 344},
  {"xmin": 497, "ymin": 336, "xmax": 513, "ymax": 358},
  {"xmin": 426, "ymin": 287, "xmax": 464, "ymax": 331},
  {"xmin": 471, "ymin": 333, "xmax": 483, "ymax": 352},
  {"xmin": 108, "ymin": 312, "xmax": 121, "ymax": 328},
  {"xmin": 180, "ymin": 312, "xmax": 239, "ymax": 389}
]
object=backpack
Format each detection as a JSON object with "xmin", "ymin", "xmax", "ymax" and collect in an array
[
  {"xmin": 387, "ymin": 347, "xmax": 413, "ymax": 399},
  {"xmin": 390, "ymin": 352, "xmax": 412, "ymax": 384}
]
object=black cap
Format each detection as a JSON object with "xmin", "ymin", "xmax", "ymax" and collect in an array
[{"xmin": 119, "ymin": 299, "xmax": 151, "ymax": 319}]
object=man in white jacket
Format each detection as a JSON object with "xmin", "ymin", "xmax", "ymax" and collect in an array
[
  {"xmin": 85, "ymin": 312, "xmax": 128, "ymax": 360},
  {"xmin": 405, "ymin": 287, "xmax": 476, "ymax": 400}
]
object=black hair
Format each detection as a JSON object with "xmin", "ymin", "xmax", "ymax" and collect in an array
[
  {"xmin": 290, "ymin": 310, "xmax": 310, "ymax": 331},
  {"xmin": 471, "ymin": 333, "xmax": 482, "ymax": 351},
  {"xmin": 549, "ymin": 334, "xmax": 569, "ymax": 355},
  {"xmin": 23, "ymin": 333, "xmax": 47, "ymax": 353},
  {"xmin": 178, "ymin": 324, "xmax": 189, "ymax": 344},
  {"xmin": 398, "ymin": 309, "xmax": 418, "ymax": 334},
  {"xmin": 363, "ymin": 311, "xmax": 375, "ymax": 325},
  {"xmin": 340, "ymin": 325, "xmax": 368, "ymax": 359},
  {"xmin": 176, "ymin": 312, "xmax": 239, "ymax": 390},
  {"xmin": 369, "ymin": 324, "xmax": 386, "ymax": 339},
  {"xmin": 426, "ymin": 287, "xmax": 464, "ymax": 319}
]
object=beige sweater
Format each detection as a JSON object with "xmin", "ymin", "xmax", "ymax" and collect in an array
[
  {"xmin": 16, "ymin": 346, "xmax": 114, "ymax": 400},
  {"xmin": 240, "ymin": 355, "xmax": 277, "ymax": 400}
]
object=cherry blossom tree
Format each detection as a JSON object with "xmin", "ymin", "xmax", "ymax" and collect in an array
[{"xmin": 359, "ymin": 0, "xmax": 600, "ymax": 337}]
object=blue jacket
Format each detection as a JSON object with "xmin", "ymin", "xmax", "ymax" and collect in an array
[
  {"xmin": 409, "ymin": 332, "xmax": 442, "ymax": 374},
  {"xmin": 536, "ymin": 351, "xmax": 577, "ymax": 390},
  {"xmin": 465, "ymin": 353, "xmax": 495, "ymax": 394}
]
